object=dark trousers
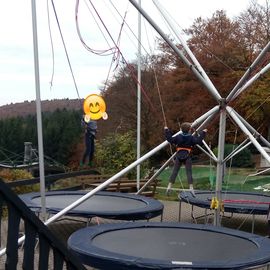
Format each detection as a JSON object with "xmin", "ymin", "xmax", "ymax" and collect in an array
[
  {"xmin": 169, "ymin": 157, "xmax": 193, "ymax": 185},
  {"xmin": 82, "ymin": 134, "xmax": 95, "ymax": 164}
]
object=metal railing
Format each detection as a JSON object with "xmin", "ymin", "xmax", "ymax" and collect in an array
[
  {"xmin": 6, "ymin": 169, "xmax": 99, "ymax": 191},
  {"xmin": 0, "ymin": 178, "xmax": 86, "ymax": 270}
]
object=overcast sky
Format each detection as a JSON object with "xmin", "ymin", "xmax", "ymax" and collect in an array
[{"xmin": 0, "ymin": 0, "xmax": 263, "ymax": 107}]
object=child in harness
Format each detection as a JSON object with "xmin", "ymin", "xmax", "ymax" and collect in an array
[{"xmin": 164, "ymin": 122, "xmax": 207, "ymax": 197}]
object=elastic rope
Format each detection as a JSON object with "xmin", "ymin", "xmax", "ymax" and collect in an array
[
  {"xmin": 76, "ymin": 0, "xmax": 117, "ymax": 56},
  {"xmin": 246, "ymin": 94, "xmax": 270, "ymax": 121},
  {"xmin": 51, "ymin": 0, "xmax": 82, "ymax": 104},
  {"xmin": 46, "ymin": 0, "xmax": 55, "ymax": 91},
  {"xmin": 84, "ymin": 0, "xmax": 159, "ymax": 116},
  {"xmin": 101, "ymin": 11, "xmax": 128, "ymax": 93},
  {"xmin": 143, "ymin": 19, "xmax": 167, "ymax": 126}
]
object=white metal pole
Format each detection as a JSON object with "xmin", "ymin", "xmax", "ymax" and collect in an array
[
  {"xmin": 229, "ymin": 61, "xmax": 270, "ymax": 102},
  {"xmin": 31, "ymin": 0, "xmax": 46, "ymax": 221},
  {"xmin": 195, "ymin": 110, "xmax": 219, "ymax": 133},
  {"xmin": 191, "ymin": 106, "xmax": 219, "ymax": 129},
  {"xmin": 227, "ymin": 41, "xmax": 270, "ymax": 102},
  {"xmin": 196, "ymin": 144, "xmax": 217, "ymax": 162},
  {"xmin": 136, "ymin": 0, "xmax": 142, "ymax": 191},
  {"xmin": 152, "ymin": 0, "xmax": 221, "ymax": 100},
  {"xmin": 223, "ymin": 140, "xmax": 252, "ymax": 163},
  {"xmin": 233, "ymin": 110, "xmax": 270, "ymax": 148},
  {"xmin": 227, "ymin": 106, "xmax": 270, "ymax": 164},
  {"xmin": 128, "ymin": 0, "xmax": 221, "ymax": 103},
  {"xmin": 214, "ymin": 102, "xmax": 226, "ymax": 226},
  {"xmin": 136, "ymin": 152, "xmax": 177, "ymax": 194},
  {"xmin": 0, "ymin": 138, "xmax": 171, "ymax": 256}
]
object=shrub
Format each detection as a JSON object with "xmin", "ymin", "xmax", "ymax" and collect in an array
[
  {"xmin": 0, "ymin": 168, "xmax": 38, "ymax": 194},
  {"xmin": 95, "ymin": 131, "xmax": 149, "ymax": 178}
]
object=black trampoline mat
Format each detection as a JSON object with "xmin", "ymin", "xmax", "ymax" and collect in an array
[
  {"xmin": 68, "ymin": 222, "xmax": 270, "ymax": 269},
  {"xmin": 91, "ymin": 227, "xmax": 257, "ymax": 261},
  {"xmin": 31, "ymin": 194, "xmax": 145, "ymax": 211},
  {"xmin": 20, "ymin": 191, "xmax": 164, "ymax": 220}
]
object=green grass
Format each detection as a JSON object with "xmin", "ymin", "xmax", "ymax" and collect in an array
[{"xmin": 155, "ymin": 165, "xmax": 270, "ymax": 201}]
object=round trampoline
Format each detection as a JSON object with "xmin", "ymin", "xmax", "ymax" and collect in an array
[
  {"xmin": 68, "ymin": 221, "xmax": 270, "ymax": 269},
  {"xmin": 20, "ymin": 190, "xmax": 164, "ymax": 220},
  {"xmin": 179, "ymin": 190, "xmax": 270, "ymax": 215}
]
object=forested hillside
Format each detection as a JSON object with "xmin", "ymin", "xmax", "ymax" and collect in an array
[
  {"xmin": 0, "ymin": 99, "xmax": 83, "ymax": 119},
  {"xmin": 0, "ymin": 109, "xmax": 83, "ymax": 167}
]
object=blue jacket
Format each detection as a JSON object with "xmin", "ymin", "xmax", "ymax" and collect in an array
[
  {"xmin": 82, "ymin": 119, "xmax": 97, "ymax": 137},
  {"xmin": 165, "ymin": 128, "xmax": 206, "ymax": 149}
]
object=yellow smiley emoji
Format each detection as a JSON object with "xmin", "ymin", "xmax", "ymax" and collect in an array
[{"xmin": 83, "ymin": 94, "xmax": 108, "ymax": 120}]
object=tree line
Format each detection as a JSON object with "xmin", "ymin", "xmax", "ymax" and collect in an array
[{"xmin": 0, "ymin": 109, "xmax": 82, "ymax": 166}]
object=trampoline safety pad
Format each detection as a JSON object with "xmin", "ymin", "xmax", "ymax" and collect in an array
[
  {"xmin": 20, "ymin": 190, "xmax": 164, "ymax": 220},
  {"xmin": 68, "ymin": 222, "xmax": 270, "ymax": 269}
]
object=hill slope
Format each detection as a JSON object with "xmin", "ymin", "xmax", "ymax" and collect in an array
[{"xmin": 0, "ymin": 99, "xmax": 83, "ymax": 119}]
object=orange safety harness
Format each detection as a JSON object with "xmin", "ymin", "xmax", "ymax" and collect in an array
[{"xmin": 176, "ymin": 147, "xmax": 192, "ymax": 153}]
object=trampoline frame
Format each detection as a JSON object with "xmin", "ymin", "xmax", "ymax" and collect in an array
[
  {"xmin": 20, "ymin": 190, "xmax": 164, "ymax": 221},
  {"xmin": 68, "ymin": 221, "xmax": 270, "ymax": 270},
  {"xmin": 178, "ymin": 190, "xmax": 270, "ymax": 232}
]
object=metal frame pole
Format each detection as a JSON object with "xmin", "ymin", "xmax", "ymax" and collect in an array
[
  {"xmin": 229, "ymin": 62, "xmax": 270, "ymax": 101},
  {"xmin": 31, "ymin": 0, "xmax": 46, "ymax": 221},
  {"xmin": 191, "ymin": 106, "xmax": 219, "ymax": 129},
  {"xmin": 214, "ymin": 102, "xmax": 226, "ymax": 226},
  {"xmin": 152, "ymin": 0, "xmax": 221, "ymax": 100},
  {"xmin": 227, "ymin": 41, "xmax": 270, "ymax": 102},
  {"xmin": 224, "ymin": 139, "xmax": 252, "ymax": 163},
  {"xmin": 233, "ymin": 110, "xmax": 270, "ymax": 148},
  {"xmin": 136, "ymin": 152, "xmax": 177, "ymax": 194},
  {"xmin": 227, "ymin": 106, "xmax": 270, "ymax": 164},
  {"xmin": 136, "ymin": 0, "xmax": 142, "ymax": 191},
  {"xmin": 128, "ymin": 0, "xmax": 221, "ymax": 102}
]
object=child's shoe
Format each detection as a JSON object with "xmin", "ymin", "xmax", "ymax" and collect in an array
[
  {"xmin": 166, "ymin": 183, "xmax": 172, "ymax": 196},
  {"xmin": 189, "ymin": 184, "xmax": 196, "ymax": 197}
]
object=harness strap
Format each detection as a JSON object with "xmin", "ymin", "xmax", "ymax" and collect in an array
[{"xmin": 176, "ymin": 147, "xmax": 192, "ymax": 153}]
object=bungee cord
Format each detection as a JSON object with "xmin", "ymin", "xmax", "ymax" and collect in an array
[
  {"xmin": 51, "ymin": 0, "xmax": 81, "ymax": 102},
  {"xmin": 46, "ymin": 0, "xmax": 55, "ymax": 91},
  {"xmin": 143, "ymin": 21, "xmax": 167, "ymax": 128},
  {"xmin": 77, "ymin": 0, "xmax": 188, "ymax": 122},
  {"xmin": 79, "ymin": 0, "xmax": 160, "ymax": 116},
  {"xmin": 76, "ymin": 0, "xmax": 119, "ymax": 56},
  {"xmin": 76, "ymin": 0, "xmax": 128, "ymax": 96},
  {"xmin": 245, "ymin": 94, "xmax": 270, "ymax": 121},
  {"xmin": 108, "ymin": 0, "xmax": 158, "ymax": 63}
]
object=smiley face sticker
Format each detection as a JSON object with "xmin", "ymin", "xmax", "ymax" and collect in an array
[{"xmin": 83, "ymin": 94, "xmax": 108, "ymax": 121}]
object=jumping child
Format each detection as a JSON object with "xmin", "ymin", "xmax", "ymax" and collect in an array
[
  {"xmin": 164, "ymin": 122, "xmax": 207, "ymax": 196},
  {"xmin": 80, "ymin": 116, "xmax": 97, "ymax": 167}
]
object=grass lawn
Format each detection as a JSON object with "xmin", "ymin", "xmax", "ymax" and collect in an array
[{"xmin": 156, "ymin": 165, "xmax": 270, "ymax": 201}]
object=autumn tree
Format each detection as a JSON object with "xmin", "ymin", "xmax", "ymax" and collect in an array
[
  {"xmin": 153, "ymin": 10, "xmax": 247, "ymax": 144},
  {"xmin": 101, "ymin": 55, "xmax": 169, "ymax": 153},
  {"xmin": 234, "ymin": 0, "xmax": 270, "ymax": 140}
]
